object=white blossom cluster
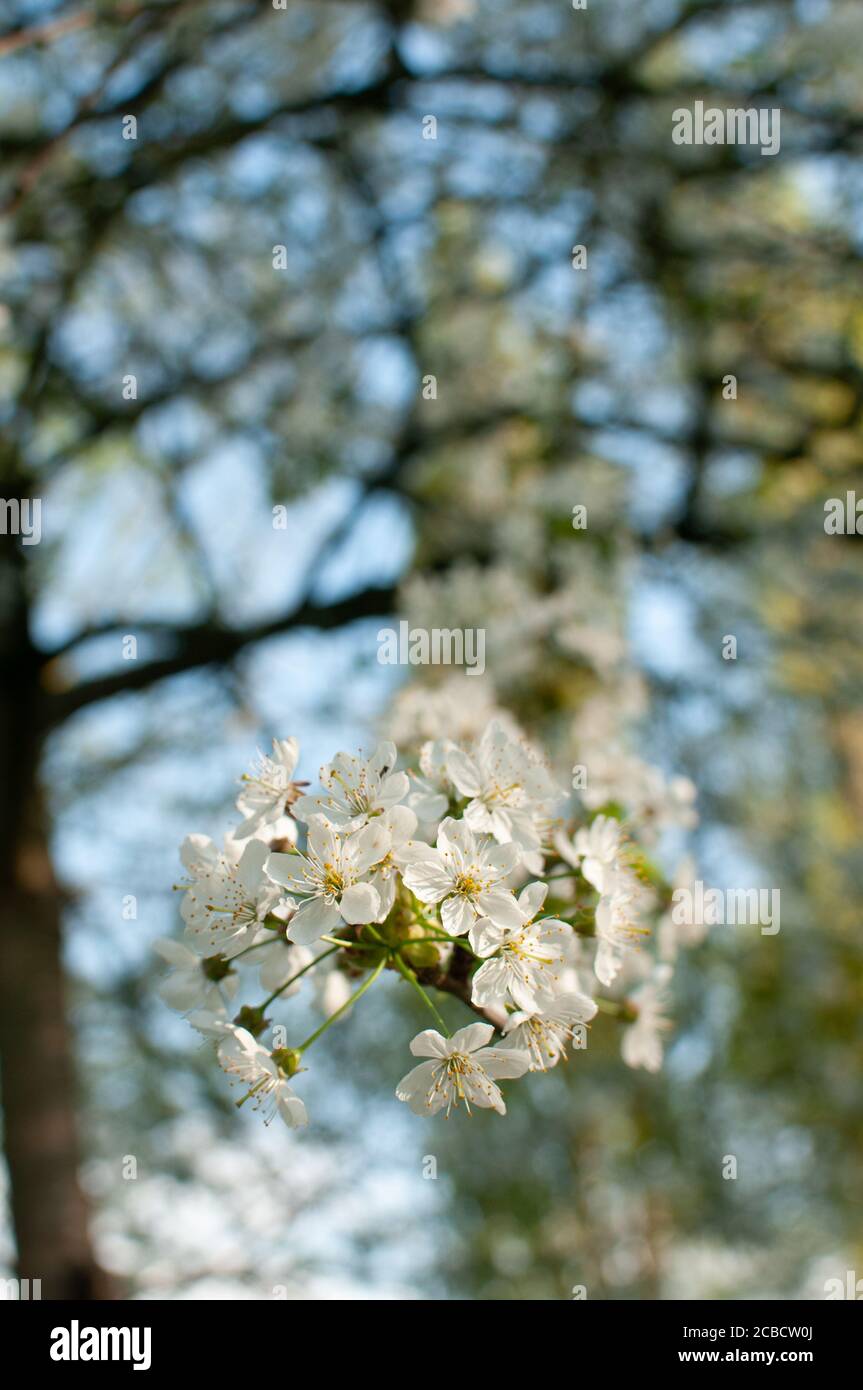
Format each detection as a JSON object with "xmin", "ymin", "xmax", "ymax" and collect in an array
[{"xmin": 160, "ymin": 718, "xmax": 697, "ymax": 1128}]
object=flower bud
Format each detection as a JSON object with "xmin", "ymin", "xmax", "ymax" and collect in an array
[
  {"xmin": 233, "ymin": 1004, "xmax": 268, "ymax": 1037},
  {"xmin": 401, "ymin": 923, "xmax": 442, "ymax": 969},
  {"xmin": 201, "ymin": 954, "xmax": 233, "ymax": 982},
  {"xmin": 272, "ymin": 1047, "xmax": 303, "ymax": 1077}
]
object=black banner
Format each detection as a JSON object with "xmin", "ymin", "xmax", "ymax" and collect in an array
[{"xmin": 1, "ymin": 1296, "xmax": 858, "ymax": 1374}]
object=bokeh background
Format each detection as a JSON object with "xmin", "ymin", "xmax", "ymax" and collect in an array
[{"xmin": 1, "ymin": 0, "xmax": 861, "ymax": 1300}]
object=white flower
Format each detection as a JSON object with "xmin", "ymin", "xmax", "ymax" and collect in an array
[
  {"xmin": 468, "ymin": 882, "xmax": 571, "ymax": 1011},
  {"xmin": 248, "ymin": 814, "xmax": 299, "ymax": 850},
  {"xmin": 578, "ymin": 749, "xmax": 697, "ymax": 840},
  {"xmin": 396, "ymin": 1023, "xmax": 528, "ymax": 1116},
  {"xmin": 571, "ymin": 814, "xmax": 626, "ymax": 894},
  {"xmin": 253, "ymin": 937, "xmax": 315, "ymax": 994},
  {"xmin": 180, "ymin": 834, "xmax": 285, "ymax": 959},
  {"xmin": 621, "ymin": 965, "xmax": 673, "ymax": 1073},
  {"xmin": 366, "ymin": 804, "xmax": 419, "ymax": 920},
  {"xmin": 594, "ymin": 873, "xmax": 649, "ymax": 987},
  {"xmin": 236, "ymin": 738, "xmax": 304, "ymax": 838},
  {"xmin": 187, "ymin": 1008, "xmax": 237, "ymax": 1040},
  {"xmin": 386, "ymin": 673, "xmax": 515, "ymax": 745},
  {"xmin": 218, "ymin": 1027, "xmax": 308, "ymax": 1128},
  {"xmin": 314, "ymin": 955, "xmax": 353, "ymax": 1017},
  {"xmin": 406, "ymin": 739, "xmax": 453, "ymax": 823},
  {"xmin": 266, "ymin": 819, "xmax": 390, "ymax": 945},
  {"xmin": 293, "ymin": 741, "xmax": 409, "ymax": 830},
  {"xmin": 251, "ymin": 934, "xmax": 349, "ymax": 1009},
  {"xmin": 501, "ymin": 992, "xmax": 598, "ymax": 1071},
  {"xmin": 154, "ymin": 937, "xmax": 239, "ymax": 1013},
  {"xmin": 446, "ymin": 721, "xmax": 560, "ymax": 853},
  {"xmin": 401, "ymin": 816, "xmax": 522, "ymax": 936}
]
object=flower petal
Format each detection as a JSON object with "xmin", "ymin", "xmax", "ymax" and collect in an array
[
  {"xmin": 517, "ymin": 880, "xmax": 548, "ymax": 917},
  {"xmin": 484, "ymin": 842, "xmax": 521, "ymax": 878},
  {"xmin": 237, "ymin": 837, "xmax": 269, "ymax": 895},
  {"xmin": 277, "ymin": 1090, "xmax": 309, "ymax": 1128},
  {"xmin": 437, "ymin": 816, "xmax": 475, "ymax": 859},
  {"xmin": 475, "ymin": 889, "xmax": 524, "ymax": 929},
  {"xmin": 468, "ymin": 918, "xmax": 505, "ymax": 958},
  {"xmin": 378, "ymin": 770, "xmax": 410, "ymax": 807},
  {"xmin": 477, "ymin": 1045, "xmax": 530, "ymax": 1079},
  {"xmin": 153, "ymin": 937, "xmax": 196, "ymax": 968},
  {"xmin": 339, "ymin": 881, "xmax": 381, "ymax": 925},
  {"xmin": 287, "ymin": 895, "xmax": 342, "ymax": 944},
  {"xmin": 441, "ymin": 892, "xmax": 476, "ymax": 936},
  {"xmin": 470, "ymin": 958, "xmax": 510, "ymax": 1008},
  {"xmin": 409, "ymin": 1028, "xmax": 449, "ymax": 1059},
  {"xmin": 449, "ymin": 1021, "xmax": 495, "ymax": 1054},
  {"xmin": 396, "ymin": 1059, "xmax": 447, "ymax": 1114},
  {"xmin": 266, "ymin": 850, "xmax": 308, "ymax": 890},
  {"xmin": 445, "ymin": 747, "xmax": 483, "ymax": 798},
  {"xmin": 403, "ymin": 855, "xmax": 452, "ymax": 904}
]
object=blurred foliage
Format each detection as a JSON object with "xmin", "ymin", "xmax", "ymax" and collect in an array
[{"xmin": 1, "ymin": 0, "xmax": 861, "ymax": 1298}]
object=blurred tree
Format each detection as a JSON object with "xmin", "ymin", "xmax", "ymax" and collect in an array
[{"xmin": 0, "ymin": 0, "xmax": 861, "ymax": 1297}]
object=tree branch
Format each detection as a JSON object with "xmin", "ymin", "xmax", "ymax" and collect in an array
[{"xmin": 40, "ymin": 581, "xmax": 398, "ymax": 727}]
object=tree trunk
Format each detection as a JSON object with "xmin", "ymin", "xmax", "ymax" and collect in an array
[{"xmin": 0, "ymin": 549, "xmax": 110, "ymax": 1299}]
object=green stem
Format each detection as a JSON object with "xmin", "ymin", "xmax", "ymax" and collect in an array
[
  {"xmin": 392, "ymin": 952, "xmax": 451, "ymax": 1036},
  {"xmin": 261, "ymin": 945, "xmax": 338, "ymax": 1009},
  {"xmin": 594, "ymin": 997, "xmax": 634, "ymax": 1018},
  {"xmin": 296, "ymin": 954, "xmax": 387, "ymax": 1052},
  {"xmin": 319, "ymin": 934, "xmax": 376, "ymax": 951},
  {"xmin": 407, "ymin": 933, "xmax": 475, "ymax": 953}
]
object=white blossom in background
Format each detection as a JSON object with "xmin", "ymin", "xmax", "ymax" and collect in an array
[
  {"xmin": 576, "ymin": 746, "xmax": 698, "ymax": 840},
  {"xmin": 254, "ymin": 936, "xmax": 314, "ymax": 994},
  {"xmin": 154, "ymin": 938, "xmax": 239, "ymax": 1013},
  {"xmin": 187, "ymin": 1009, "xmax": 238, "ymax": 1041},
  {"xmin": 396, "ymin": 1024, "xmax": 529, "ymax": 1116},
  {"xmin": 594, "ymin": 874, "xmax": 650, "ymax": 987},
  {"xmin": 446, "ymin": 719, "xmax": 562, "ymax": 854},
  {"xmin": 294, "ymin": 742, "xmax": 410, "ymax": 830},
  {"xmin": 179, "ymin": 835, "xmax": 285, "ymax": 959},
  {"xmin": 502, "ymin": 992, "xmax": 598, "ymax": 1072},
  {"xmin": 313, "ymin": 954, "xmax": 353, "ymax": 1017},
  {"xmin": 571, "ymin": 813, "xmax": 627, "ymax": 894},
  {"xmin": 166, "ymin": 719, "xmax": 698, "ymax": 1129},
  {"xmin": 621, "ymin": 965, "xmax": 674, "ymax": 1073},
  {"xmin": 556, "ymin": 948, "xmax": 597, "ymax": 1003},
  {"xmin": 235, "ymin": 737, "xmax": 304, "ymax": 838},
  {"xmin": 406, "ymin": 738, "xmax": 454, "ymax": 823},
  {"xmin": 386, "ymin": 671, "xmax": 517, "ymax": 745}
]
